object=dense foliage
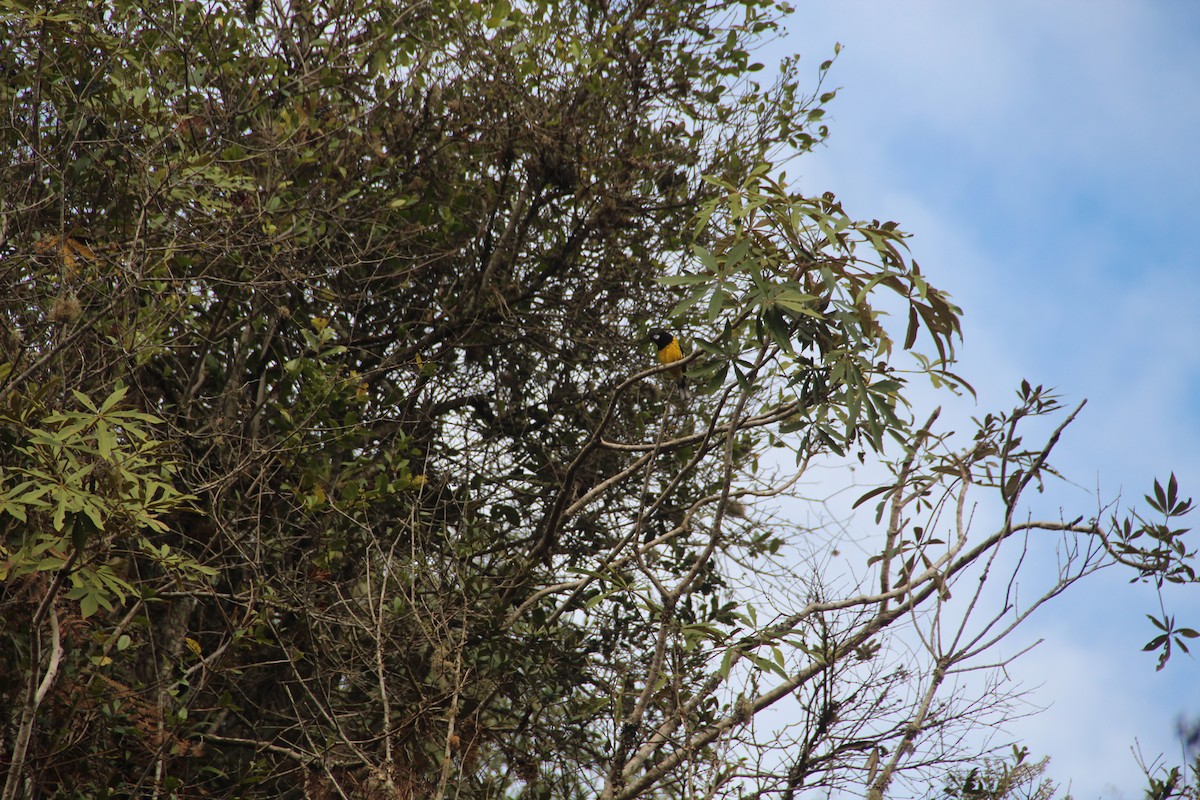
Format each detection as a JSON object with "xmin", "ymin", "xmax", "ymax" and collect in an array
[{"xmin": 0, "ymin": 1, "xmax": 1194, "ymax": 798}]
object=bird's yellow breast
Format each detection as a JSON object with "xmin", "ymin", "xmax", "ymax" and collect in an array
[{"xmin": 658, "ymin": 339, "xmax": 683, "ymax": 365}]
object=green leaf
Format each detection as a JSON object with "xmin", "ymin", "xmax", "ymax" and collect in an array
[
  {"xmin": 657, "ymin": 273, "xmax": 711, "ymax": 286},
  {"xmin": 52, "ymin": 491, "xmax": 68, "ymax": 531},
  {"xmin": 98, "ymin": 384, "xmax": 129, "ymax": 414},
  {"xmin": 95, "ymin": 422, "xmax": 115, "ymax": 459},
  {"xmin": 691, "ymin": 244, "xmax": 720, "ymax": 273},
  {"xmin": 706, "ymin": 288, "xmax": 728, "ymax": 322},
  {"xmin": 36, "ymin": 556, "xmax": 66, "ymax": 572},
  {"xmin": 719, "ymin": 647, "xmax": 737, "ymax": 679},
  {"xmin": 773, "ymin": 291, "xmax": 819, "ymax": 315},
  {"xmin": 71, "ymin": 390, "xmax": 99, "ymax": 413},
  {"xmin": 852, "ymin": 483, "xmax": 895, "ymax": 510},
  {"xmin": 79, "ymin": 590, "xmax": 100, "ymax": 619}
]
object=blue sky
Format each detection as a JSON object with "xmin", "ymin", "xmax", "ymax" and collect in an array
[{"xmin": 764, "ymin": 2, "xmax": 1200, "ymax": 796}]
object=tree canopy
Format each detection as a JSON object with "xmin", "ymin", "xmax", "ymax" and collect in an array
[{"xmin": 0, "ymin": 0, "xmax": 1195, "ymax": 798}]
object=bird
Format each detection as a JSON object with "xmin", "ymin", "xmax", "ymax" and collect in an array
[{"xmin": 648, "ymin": 328, "xmax": 688, "ymax": 399}]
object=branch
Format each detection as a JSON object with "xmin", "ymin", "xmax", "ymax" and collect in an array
[
  {"xmin": 2, "ymin": 553, "xmax": 77, "ymax": 800},
  {"xmin": 868, "ymin": 659, "xmax": 948, "ymax": 799},
  {"xmin": 197, "ymin": 732, "xmax": 360, "ymax": 767},
  {"xmin": 880, "ymin": 408, "xmax": 941, "ymax": 610}
]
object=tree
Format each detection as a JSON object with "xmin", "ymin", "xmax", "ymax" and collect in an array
[
  {"xmin": 0, "ymin": 0, "xmax": 1195, "ymax": 798},
  {"xmin": 1130, "ymin": 717, "xmax": 1200, "ymax": 800},
  {"xmin": 941, "ymin": 748, "xmax": 1058, "ymax": 800}
]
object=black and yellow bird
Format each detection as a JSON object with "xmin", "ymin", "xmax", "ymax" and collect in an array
[{"xmin": 648, "ymin": 328, "xmax": 688, "ymax": 398}]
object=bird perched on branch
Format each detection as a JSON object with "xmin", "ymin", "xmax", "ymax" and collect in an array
[{"xmin": 648, "ymin": 329, "xmax": 688, "ymax": 399}]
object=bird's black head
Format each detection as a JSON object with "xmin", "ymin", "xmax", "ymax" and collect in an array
[{"xmin": 648, "ymin": 329, "xmax": 672, "ymax": 348}]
